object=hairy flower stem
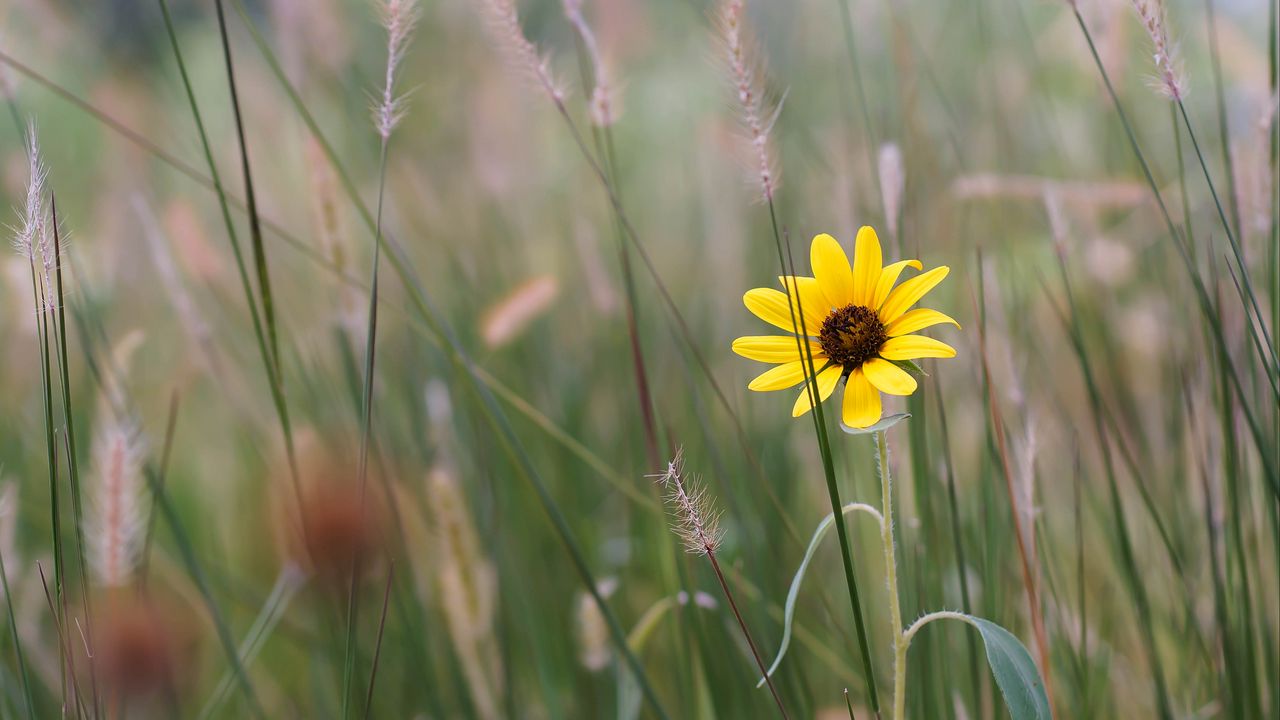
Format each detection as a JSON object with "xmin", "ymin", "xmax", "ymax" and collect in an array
[
  {"xmin": 874, "ymin": 431, "xmax": 908, "ymax": 720},
  {"xmin": 770, "ymin": 206, "xmax": 880, "ymax": 715}
]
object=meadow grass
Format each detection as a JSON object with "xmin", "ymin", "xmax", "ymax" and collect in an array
[{"xmin": 0, "ymin": 0, "xmax": 1275, "ymax": 717}]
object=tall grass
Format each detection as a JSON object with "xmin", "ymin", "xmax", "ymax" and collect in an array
[{"xmin": 0, "ymin": 0, "xmax": 1273, "ymax": 717}]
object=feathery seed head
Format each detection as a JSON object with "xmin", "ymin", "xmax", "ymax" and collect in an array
[
  {"xmin": 1130, "ymin": 0, "xmax": 1186, "ymax": 101},
  {"xmin": 87, "ymin": 420, "xmax": 148, "ymax": 588},
  {"xmin": 374, "ymin": 0, "xmax": 421, "ymax": 139},
  {"xmin": 11, "ymin": 122, "xmax": 69, "ymax": 314},
  {"xmin": 652, "ymin": 449, "xmax": 724, "ymax": 555},
  {"xmin": 715, "ymin": 0, "xmax": 779, "ymax": 202},
  {"xmin": 13, "ymin": 121, "xmax": 46, "ymax": 263},
  {"xmin": 478, "ymin": 0, "xmax": 568, "ymax": 105}
]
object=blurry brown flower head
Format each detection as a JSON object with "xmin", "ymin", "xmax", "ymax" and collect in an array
[
  {"xmin": 271, "ymin": 430, "xmax": 387, "ymax": 589},
  {"xmin": 96, "ymin": 596, "xmax": 195, "ymax": 701}
]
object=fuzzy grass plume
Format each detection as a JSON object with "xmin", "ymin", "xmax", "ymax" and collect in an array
[{"xmin": 716, "ymin": 0, "xmax": 779, "ymax": 202}]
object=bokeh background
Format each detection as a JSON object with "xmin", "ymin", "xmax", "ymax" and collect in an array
[{"xmin": 0, "ymin": 0, "xmax": 1276, "ymax": 717}]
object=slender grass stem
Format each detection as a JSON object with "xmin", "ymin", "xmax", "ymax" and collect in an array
[
  {"xmin": 0, "ymin": 48, "xmax": 687, "ymax": 524},
  {"xmin": 771, "ymin": 210, "xmax": 881, "ymax": 715},
  {"xmin": 1202, "ymin": 0, "xmax": 1243, "ymax": 238},
  {"xmin": 213, "ymin": 0, "xmax": 283, "ymax": 381},
  {"xmin": 139, "ymin": 392, "xmax": 180, "ymax": 588},
  {"xmin": 706, "ymin": 551, "xmax": 790, "ymax": 718},
  {"xmin": 832, "ymin": 0, "xmax": 881, "ymax": 213},
  {"xmin": 567, "ymin": 34, "xmax": 662, "ymax": 469},
  {"xmin": 31, "ymin": 259, "xmax": 66, "ymax": 671},
  {"xmin": 343, "ymin": 111, "xmax": 392, "ymax": 720},
  {"xmin": 48, "ymin": 196, "xmax": 100, "ymax": 718},
  {"xmin": 154, "ymin": 0, "xmax": 306, "ymax": 522},
  {"xmin": 1072, "ymin": 8, "xmax": 1280, "ymax": 499},
  {"xmin": 975, "ymin": 280, "xmax": 1056, "ymax": 716},
  {"xmin": 1175, "ymin": 99, "xmax": 1279, "ymax": 381},
  {"xmin": 222, "ymin": 10, "xmax": 670, "ymax": 713},
  {"xmin": 0, "ymin": 543, "xmax": 35, "ymax": 720},
  {"xmin": 934, "ymin": 393, "xmax": 982, "ymax": 710},
  {"xmin": 362, "ymin": 561, "xmax": 394, "ymax": 720},
  {"xmin": 34, "ymin": 561, "xmax": 85, "ymax": 720},
  {"xmin": 142, "ymin": 463, "xmax": 265, "ymax": 719}
]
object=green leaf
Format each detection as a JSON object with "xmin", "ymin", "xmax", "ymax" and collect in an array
[
  {"xmin": 757, "ymin": 503, "xmax": 883, "ymax": 687},
  {"xmin": 839, "ymin": 412, "xmax": 910, "ymax": 435},
  {"xmin": 971, "ymin": 617, "xmax": 1052, "ymax": 720},
  {"xmin": 927, "ymin": 615, "xmax": 1051, "ymax": 720},
  {"xmin": 889, "ymin": 358, "xmax": 928, "ymax": 377}
]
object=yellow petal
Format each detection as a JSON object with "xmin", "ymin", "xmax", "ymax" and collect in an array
[
  {"xmin": 791, "ymin": 365, "xmax": 842, "ymax": 417},
  {"xmin": 871, "ymin": 259, "xmax": 923, "ymax": 310},
  {"xmin": 878, "ymin": 266, "xmax": 950, "ymax": 323},
  {"xmin": 744, "ymin": 288, "xmax": 809, "ymax": 334},
  {"xmin": 733, "ymin": 336, "xmax": 824, "ymax": 363},
  {"xmin": 861, "ymin": 358, "xmax": 918, "ymax": 396},
  {"xmin": 811, "ymin": 233, "xmax": 854, "ymax": 309},
  {"xmin": 885, "ymin": 308, "xmax": 961, "ymax": 337},
  {"xmin": 842, "ymin": 368, "xmax": 882, "ymax": 429},
  {"xmin": 748, "ymin": 361, "xmax": 809, "ymax": 391},
  {"xmin": 879, "ymin": 335, "xmax": 957, "ymax": 360},
  {"xmin": 851, "ymin": 226, "xmax": 883, "ymax": 306},
  {"xmin": 777, "ymin": 275, "xmax": 831, "ymax": 330}
]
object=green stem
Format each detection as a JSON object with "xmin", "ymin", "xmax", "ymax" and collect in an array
[
  {"xmin": 0, "ymin": 545, "xmax": 35, "ymax": 720},
  {"xmin": 876, "ymin": 431, "xmax": 906, "ymax": 720},
  {"xmin": 771, "ymin": 207, "xmax": 880, "ymax": 714},
  {"xmin": 1071, "ymin": 8, "xmax": 1280, "ymax": 498},
  {"xmin": 1175, "ymin": 99, "xmax": 1278, "ymax": 380}
]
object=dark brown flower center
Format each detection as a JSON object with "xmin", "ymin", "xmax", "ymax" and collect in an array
[{"xmin": 819, "ymin": 305, "xmax": 886, "ymax": 369}]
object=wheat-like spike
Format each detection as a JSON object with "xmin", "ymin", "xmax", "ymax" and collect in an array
[
  {"xmin": 373, "ymin": 0, "xmax": 421, "ymax": 140},
  {"xmin": 87, "ymin": 419, "xmax": 148, "ymax": 588},
  {"xmin": 651, "ymin": 449, "xmax": 724, "ymax": 555},
  {"xmin": 717, "ymin": 0, "xmax": 779, "ymax": 203},
  {"xmin": 12, "ymin": 121, "xmax": 46, "ymax": 263},
  {"xmin": 1130, "ymin": 0, "xmax": 1186, "ymax": 101},
  {"xmin": 477, "ymin": 0, "xmax": 567, "ymax": 104}
]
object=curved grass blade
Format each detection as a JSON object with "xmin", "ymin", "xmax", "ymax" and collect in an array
[{"xmin": 757, "ymin": 503, "xmax": 883, "ymax": 688}]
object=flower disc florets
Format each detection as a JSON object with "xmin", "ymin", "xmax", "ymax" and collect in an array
[{"xmin": 819, "ymin": 304, "xmax": 886, "ymax": 369}]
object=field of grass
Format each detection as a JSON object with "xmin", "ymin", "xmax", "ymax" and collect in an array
[{"xmin": 0, "ymin": 0, "xmax": 1276, "ymax": 717}]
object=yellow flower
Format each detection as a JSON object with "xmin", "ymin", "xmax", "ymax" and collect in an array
[{"xmin": 732, "ymin": 227, "xmax": 958, "ymax": 429}]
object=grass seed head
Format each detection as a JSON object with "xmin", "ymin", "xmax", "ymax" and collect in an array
[
  {"xmin": 652, "ymin": 449, "xmax": 724, "ymax": 555},
  {"xmin": 1130, "ymin": 0, "xmax": 1186, "ymax": 101},
  {"xmin": 716, "ymin": 0, "xmax": 779, "ymax": 203}
]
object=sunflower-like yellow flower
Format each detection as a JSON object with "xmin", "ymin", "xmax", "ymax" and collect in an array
[{"xmin": 732, "ymin": 227, "xmax": 958, "ymax": 429}]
